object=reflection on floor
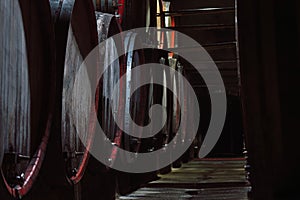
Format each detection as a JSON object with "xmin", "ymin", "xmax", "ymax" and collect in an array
[{"xmin": 117, "ymin": 158, "xmax": 250, "ymax": 199}]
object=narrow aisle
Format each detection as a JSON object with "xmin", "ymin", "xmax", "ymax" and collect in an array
[{"xmin": 117, "ymin": 158, "xmax": 250, "ymax": 199}]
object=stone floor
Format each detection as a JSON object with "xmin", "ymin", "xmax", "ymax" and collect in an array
[{"xmin": 117, "ymin": 158, "xmax": 250, "ymax": 200}]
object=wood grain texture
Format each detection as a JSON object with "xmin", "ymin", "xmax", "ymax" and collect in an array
[
  {"xmin": 48, "ymin": 0, "xmax": 99, "ymax": 186},
  {"xmin": 95, "ymin": 12, "xmax": 123, "ymax": 167},
  {"xmin": 62, "ymin": 25, "xmax": 92, "ymax": 178},
  {"xmin": 115, "ymin": 31, "xmax": 150, "ymax": 196},
  {"xmin": 0, "ymin": 0, "xmax": 56, "ymax": 198},
  {"xmin": 79, "ymin": 12, "xmax": 123, "ymax": 200},
  {"xmin": 122, "ymin": 32, "xmax": 146, "ymax": 155},
  {"xmin": 0, "ymin": 0, "xmax": 31, "ymax": 163}
]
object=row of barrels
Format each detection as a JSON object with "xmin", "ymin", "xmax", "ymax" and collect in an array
[{"xmin": 0, "ymin": 0, "xmax": 195, "ymax": 199}]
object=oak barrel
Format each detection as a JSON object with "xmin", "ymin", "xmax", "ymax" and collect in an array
[
  {"xmin": 48, "ymin": 0, "xmax": 98, "ymax": 188},
  {"xmin": 0, "ymin": 0, "xmax": 55, "ymax": 198},
  {"xmin": 121, "ymin": 32, "xmax": 147, "ymax": 160},
  {"xmin": 80, "ymin": 12, "xmax": 123, "ymax": 200},
  {"xmin": 116, "ymin": 32, "xmax": 155, "ymax": 195}
]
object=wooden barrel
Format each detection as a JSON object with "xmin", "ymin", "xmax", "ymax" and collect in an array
[
  {"xmin": 78, "ymin": 12, "xmax": 123, "ymax": 200},
  {"xmin": 169, "ymin": 59, "xmax": 197, "ymax": 164},
  {"xmin": 0, "ymin": 0, "xmax": 55, "ymax": 198},
  {"xmin": 116, "ymin": 32, "xmax": 152, "ymax": 195},
  {"xmin": 49, "ymin": 0, "xmax": 98, "ymax": 188},
  {"xmin": 168, "ymin": 58, "xmax": 184, "ymax": 167},
  {"xmin": 169, "ymin": 58, "xmax": 180, "ymax": 139},
  {"xmin": 170, "ymin": 56, "xmax": 199, "ymax": 164},
  {"xmin": 121, "ymin": 32, "xmax": 147, "ymax": 160},
  {"xmin": 134, "ymin": 49, "xmax": 174, "ymax": 174},
  {"xmin": 94, "ymin": 12, "xmax": 124, "ymax": 169}
]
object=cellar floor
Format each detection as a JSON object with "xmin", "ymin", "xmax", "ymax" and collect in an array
[{"xmin": 117, "ymin": 158, "xmax": 250, "ymax": 200}]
